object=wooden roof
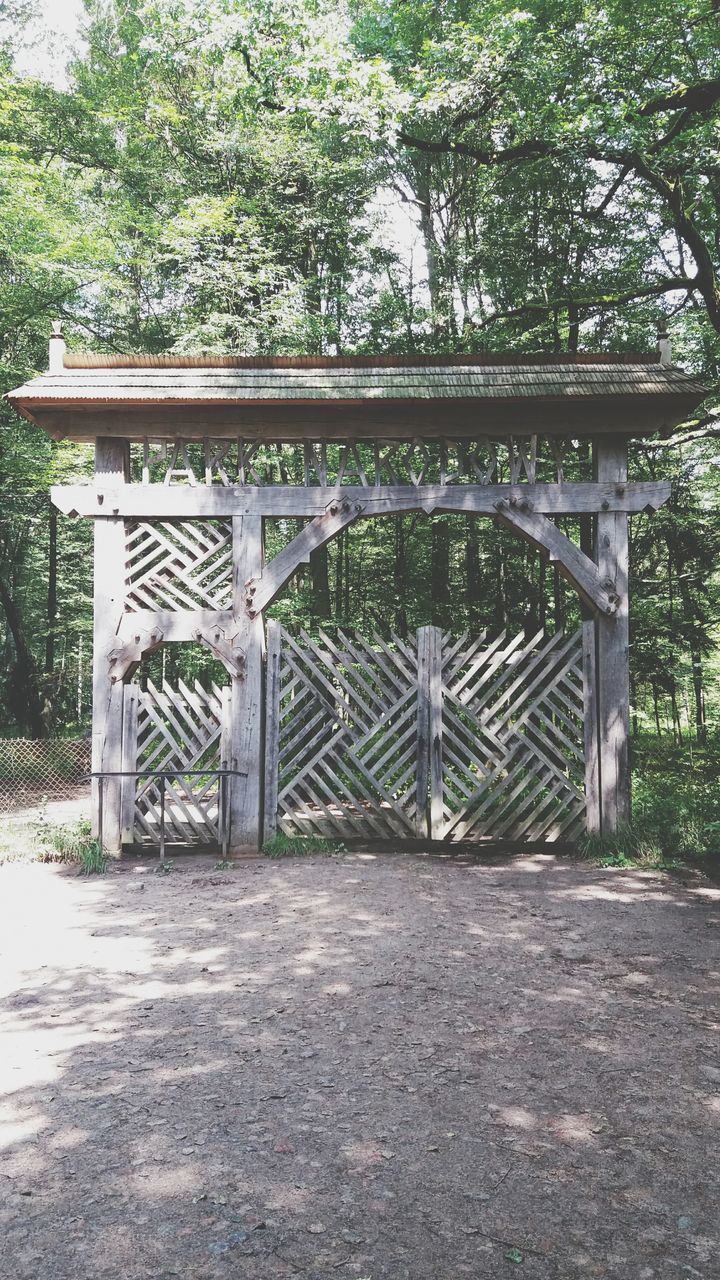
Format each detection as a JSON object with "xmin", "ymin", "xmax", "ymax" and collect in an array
[{"xmin": 6, "ymin": 352, "xmax": 707, "ymax": 441}]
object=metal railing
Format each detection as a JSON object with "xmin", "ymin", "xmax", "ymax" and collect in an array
[{"xmin": 88, "ymin": 769, "xmax": 247, "ymax": 860}]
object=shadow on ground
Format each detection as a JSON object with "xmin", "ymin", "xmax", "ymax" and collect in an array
[{"xmin": 0, "ymin": 852, "xmax": 718, "ymax": 1280}]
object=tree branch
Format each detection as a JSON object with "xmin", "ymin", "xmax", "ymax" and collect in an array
[{"xmin": 638, "ymin": 77, "xmax": 720, "ymax": 117}]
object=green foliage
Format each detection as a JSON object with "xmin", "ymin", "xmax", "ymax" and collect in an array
[
  {"xmin": 154, "ymin": 858, "xmax": 176, "ymax": 874},
  {"xmin": 35, "ymin": 814, "xmax": 107, "ymax": 873},
  {"xmin": 578, "ymin": 732, "xmax": 720, "ymax": 866},
  {"xmin": 264, "ymin": 834, "xmax": 345, "ymax": 858},
  {"xmin": 0, "ymin": 0, "xmax": 718, "ymax": 779}
]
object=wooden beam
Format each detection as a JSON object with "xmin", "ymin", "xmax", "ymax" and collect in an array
[
  {"xmin": 118, "ymin": 609, "xmax": 234, "ymax": 644},
  {"xmin": 52, "ymin": 480, "xmax": 672, "ymax": 520},
  {"xmin": 227, "ymin": 515, "xmax": 264, "ymax": 853},
  {"xmin": 493, "ymin": 500, "xmax": 618, "ymax": 616},
  {"xmin": 28, "ymin": 397, "xmax": 699, "ymax": 441},
  {"xmin": 417, "ymin": 626, "xmax": 443, "ymax": 839},
  {"xmin": 193, "ymin": 623, "xmax": 246, "ymax": 677},
  {"xmin": 91, "ymin": 438, "xmax": 129, "ymax": 854},
  {"xmin": 247, "ymin": 500, "xmax": 364, "ymax": 616},
  {"xmin": 108, "ymin": 625, "xmax": 164, "ymax": 683},
  {"xmin": 582, "ymin": 619, "xmax": 601, "ymax": 834},
  {"xmin": 263, "ymin": 620, "xmax": 282, "ymax": 844},
  {"xmin": 594, "ymin": 437, "xmax": 631, "ymax": 832}
]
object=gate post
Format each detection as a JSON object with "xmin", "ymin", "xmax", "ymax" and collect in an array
[
  {"xmin": 582, "ymin": 620, "xmax": 601, "ymax": 834},
  {"xmin": 228, "ymin": 515, "xmax": 264, "ymax": 852},
  {"xmin": 91, "ymin": 437, "xmax": 129, "ymax": 855},
  {"xmin": 417, "ymin": 626, "xmax": 443, "ymax": 839},
  {"xmin": 263, "ymin": 620, "xmax": 282, "ymax": 844},
  {"xmin": 593, "ymin": 436, "xmax": 631, "ymax": 833}
]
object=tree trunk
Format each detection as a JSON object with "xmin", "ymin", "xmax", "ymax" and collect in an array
[
  {"xmin": 394, "ymin": 518, "xmax": 408, "ymax": 635},
  {"xmin": 465, "ymin": 519, "xmax": 480, "ymax": 628},
  {"xmin": 691, "ymin": 646, "xmax": 707, "ymax": 744},
  {"xmin": 45, "ymin": 505, "xmax": 58, "ymax": 674},
  {"xmin": 430, "ymin": 517, "xmax": 451, "ymax": 628},
  {"xmin": 310, "ymin": 545, "xmax": 331, "ymax": 619},
  {"xmin": 0, "ymin": 571, "xmax": 46, "ymax": 736}
]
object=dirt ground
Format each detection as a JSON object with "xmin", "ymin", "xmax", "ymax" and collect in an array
[{"xmin": 0, "ymin": 851, "xmax": 718, "ymax": 1280}]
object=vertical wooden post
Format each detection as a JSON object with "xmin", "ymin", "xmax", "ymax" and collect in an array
[
  {"xmin": 120, "ymin": 683, "xmax": 138, "ymax": 844},
  {"xmin": 582, "ymin": 620, "xmax": 600, "ymax": 834},
  {"xmin": 416, "ymin": 628, "xmax": 430, "ymax": 838},
  {"xmin": 263, "ymin": 620, "xmax": 282, "ymax": 844},
  {"xmin": 593, "ymin": 436, "xmax": 631, "ymax": 832},
  {"xmin": 228, "ymin": 514, "xmax": 264, "ymax": 852},
  {"xmin": 417, "ymin": 626, "xmax": 443, "ymax": 839},
  {"xmin": 91, "ymin": 437, "xmax": 129, "ymax": 855}
]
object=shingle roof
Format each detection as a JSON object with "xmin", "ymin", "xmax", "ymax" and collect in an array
[{"xmin": 6, "ymin": 357, "xmax": 708, "ymax": 404}]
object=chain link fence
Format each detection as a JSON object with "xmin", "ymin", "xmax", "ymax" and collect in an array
[{"xmin": 0, "ymin": 738, "xmax": 91, "ymax": 816}]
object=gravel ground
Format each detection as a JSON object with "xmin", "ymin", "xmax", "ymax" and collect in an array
[{"xmin": 0, "ymin": 851, "xmax": 718, "ymax": 1280}]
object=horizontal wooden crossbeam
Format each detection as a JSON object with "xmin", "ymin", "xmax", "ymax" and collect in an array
[{"xmin": 52, "ymin": 480, "xmax": 671, "ymax": 520}]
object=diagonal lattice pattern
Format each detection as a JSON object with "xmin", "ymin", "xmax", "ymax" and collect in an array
[
  {"xmin": 271, "ymin": 626, "xmax": 586, "ymax": 843},
  {"xmin": 274, "ymin": 628, "xmax": 419, "ymax": 840},
  {"xmin": 124, "ymin": 519, "xmax": 233, "ymax": 612},
  {"xmin": 131, "ymin": 678, "xmax": 224, "ymax": 844},
  {"xmin": 440, "ymin": 628, "xmax": 586, "ymax": 841}
]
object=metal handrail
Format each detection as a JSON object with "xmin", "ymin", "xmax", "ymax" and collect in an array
[{"xmin": 86, "ymin": 768, "xmax": 248, "ymax": 860}]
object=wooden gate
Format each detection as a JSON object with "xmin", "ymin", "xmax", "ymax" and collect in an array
[
  {"xmin": 121, "ymin": 678, "xmax": 228, "ymax": 846},
  {"xmin": 264, "ymin": 626, "xmax": 420, "ymax": 840},
  {"xmin": 265, "ymin": 623, "xmax": 592, "ymax": 843}
]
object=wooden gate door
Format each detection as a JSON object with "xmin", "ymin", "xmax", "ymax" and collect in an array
[
  {"xmin": 121, "ymin": 678, "xmax": 229, "ymax": 846},
  {"xmin": 265, "ymin": 624, "xmax": 592, "ymax": 845},
  {"xmin": 264, "ymin": 624, "xmax": 420, "ymax": 840},
  {"xmin": 430, "ymin": 626, "xmax": 590, "ymax": 842}
]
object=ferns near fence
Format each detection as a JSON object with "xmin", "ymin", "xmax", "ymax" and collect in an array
[{"xmin": 0, "ymin": 739, "xmax": 91, "ymax": 815}]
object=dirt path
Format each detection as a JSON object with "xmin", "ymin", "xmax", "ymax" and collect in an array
[{"xmin": 0, "ymin": 852, "xmax": 718, "ymax": 1279}]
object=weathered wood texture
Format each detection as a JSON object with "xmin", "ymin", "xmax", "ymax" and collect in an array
[
  {"xmin": 34, "ymin": 404, "xmax": 692, "ymax": 444},
  {"xmin": 438, "ymin": 628, "xmax": 587, "ymax": 842},
  {"xmin": 267, "ymin": 626, "xmax": 587, "ymax": 843},
  {"xmin": 493, "ymin": 501, "xmax": 618, "ymax": 616},
  {"xmin": 124, "ymin": 678, "xmax": 225, "ymax": 845},
  {"xmin": 125, "ymin": 518, "xmax": 233, "ymax": 611},
  {"xmin": 247, "ymin": 500, "xmax": 364, "ymax": 616},
  {"xmin": 263, "ymin": 620, "xmax": 282, "ymax": 844},
  {"xmin": 228, "ymin": 515, "xmax": 264, "ymax": 852},
  {"xmin": 582, "ymin": 619, "xmax": 601, "ymax": 834},
  {"xmin": 53, "ymin": 479, "xmax": 672, "ymax": 518},
  {"xmin": 272, "ymin": 628, "xmax": 421, "ymax": 840},
  {"xmin": 594, "ymin": 437, "xmax": 631, "ymax": 832},
  {"xmin": 92, "ymin": 438, "xmax": 129, "ymax": 853}
]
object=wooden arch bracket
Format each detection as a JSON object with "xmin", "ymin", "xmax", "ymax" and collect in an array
[
  {"xmin": 493, "ymin": 498, "xmax": 618, "ymax": 617},
  {"xmin": 245, "ymin": 498, "xmax": 365, "ymax": 616},
  {"xmin": 108, "ymin": 626, "xmax": 164, "ymax": 682},
  {"xmin": 193, "ymin": 624, "xmax": 246, "ymax": 678}
]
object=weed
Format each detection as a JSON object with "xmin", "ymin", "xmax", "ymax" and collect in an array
[
  {"xmin": 263, "ymin": 834, "xmax": 345, "ymax": 858},
  {"xmin": 154, "ymin": 858, "xmax": 176, "ymax": 874},
  {"xmin": 77, "ymin": 840, "xmax": 108, "ymax": 876},
  {"xmin": 214, "ymin": 859, "xmax": 236, "ymax": 870},
  {"xmin": 33, "ymin": 814, "xmax": 107, "ymax": 873}
]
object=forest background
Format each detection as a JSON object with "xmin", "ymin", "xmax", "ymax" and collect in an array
[{"xmin": 1, "ymin": 0, "xmax": 719, "ymax": 855}]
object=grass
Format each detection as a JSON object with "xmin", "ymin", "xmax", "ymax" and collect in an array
[
  {"xmin": 35, "ymin": 814, "xmax": 107, "ymax": 874},
  {"xmin": 263, "ymin": 833, "xmax": 345, "ymax": 858}
]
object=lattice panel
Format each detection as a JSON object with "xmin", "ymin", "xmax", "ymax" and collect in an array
[
  {"xmin": 269, "ymin": 626, "xmax": 587, "ymax": 845},
  {"xmin": 440, "ymin": 628, "xmax": 586, "ymax": 842},
  {"xmin": 130, "ymin": 678, "xmax": 225, "ymax": 845},
  {"xmin": 124, "ymin": 519, "xmax": 233, "ymax": 611},
  {"xmin": 273, "ymin": 628, "xmax": 419, "ymax": 840}
]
